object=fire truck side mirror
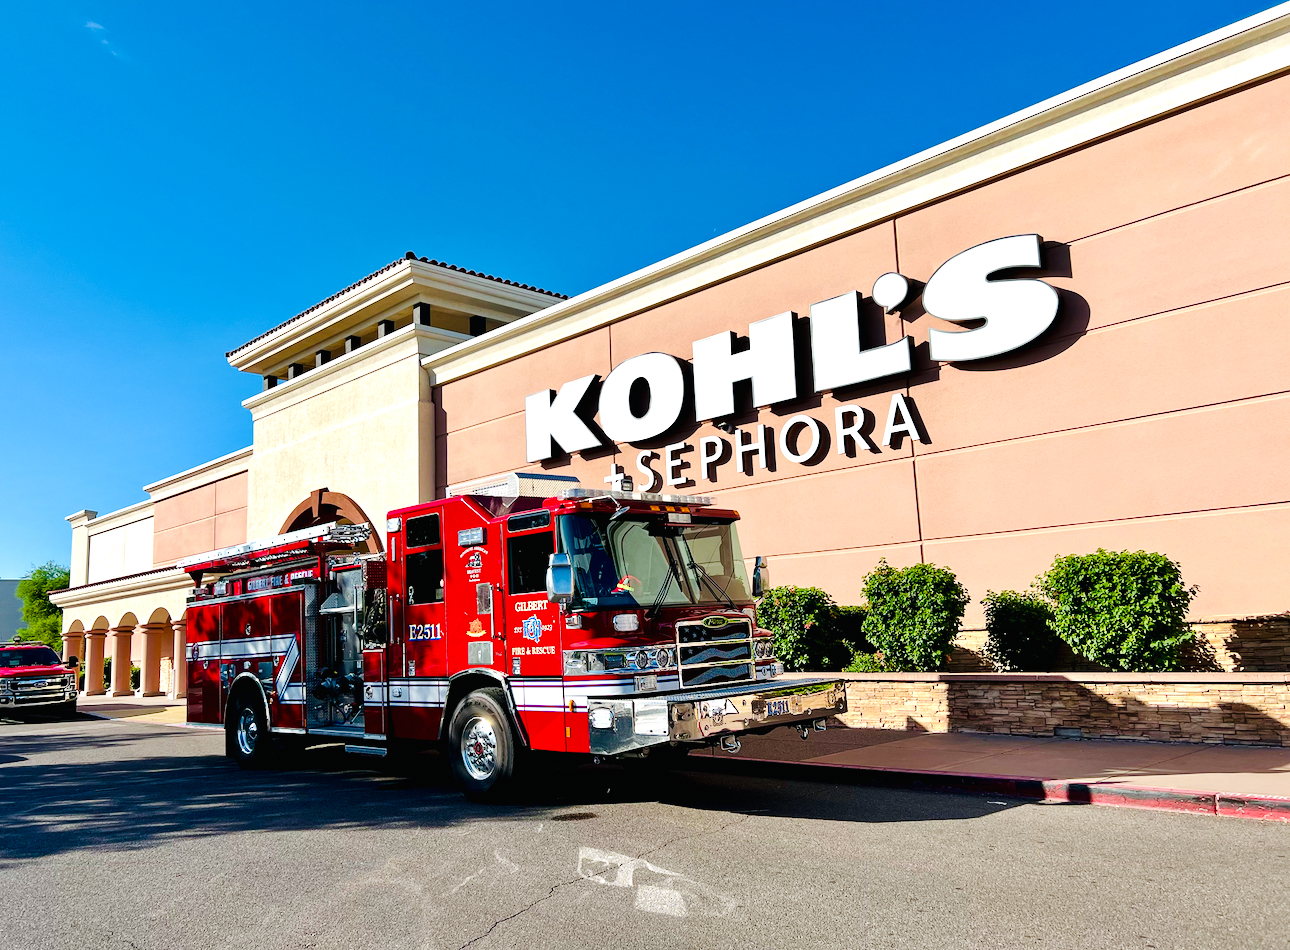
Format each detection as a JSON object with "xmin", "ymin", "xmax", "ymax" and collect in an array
[
  {"xmin": 546, "ymin": 553, "xmax": 575, "ymax": 606},
  {"xmin": 752, "ymin": 556, "xmax": 766, "ymax": 598}
]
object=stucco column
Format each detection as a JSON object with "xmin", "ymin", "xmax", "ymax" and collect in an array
[
  {"xmin": 171, "ymin": 620, "xmax": 187, "ymax": 700},
  {"xmin": 136, "ymin": 624, "xmax": 167, "ymax": 697},
  {"xmin": 83, "ymin": 633, "xmax": 106, "ymax": 696},
  {"xmin": 109, "ymin": 627, "xmax": 134, "ymax": 697},
  {"xmin": 62, "ymin": 633, "xmax": 85, "ymax": 667}
]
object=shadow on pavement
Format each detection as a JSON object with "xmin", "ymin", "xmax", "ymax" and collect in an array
[{"xmin": 0, "ymin": 720, "xmax": 1021, "ymax": 865}]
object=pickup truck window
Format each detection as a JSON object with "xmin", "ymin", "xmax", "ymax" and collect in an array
[{"xmin": 1, "ymin": 647, "xmax": 62, "ymax": 667}]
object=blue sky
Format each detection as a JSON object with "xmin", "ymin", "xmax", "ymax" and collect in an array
[{"xmin": 0, "ymin": 1, "xmax": 1272, "ymax": 578}]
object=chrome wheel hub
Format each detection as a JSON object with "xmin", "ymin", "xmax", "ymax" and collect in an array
[
  {"xmin": 461, "ymin": 716, "xmax": 497, "ymax": 781},
  {"xmin": 237, "ymin": 707, "xmax": 259, "ymax": 756}
]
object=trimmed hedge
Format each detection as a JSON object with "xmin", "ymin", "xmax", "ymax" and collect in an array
[
  {"xmin": 756, "ymin": 586, "xmax": 866, "ymax": 672},
  {"xmin": 860, "ymin": 559, "xmax": 968, "ymax": 672},
  {"xmin": 981, "ymin": 590, "xmax": 1061, "ymax": 672},
  {"xmin": 1036, "ymin": 548, "xmax": 1198, "ymax": 672}
]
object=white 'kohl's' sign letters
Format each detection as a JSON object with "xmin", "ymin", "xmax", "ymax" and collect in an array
[{"xmin": 526, "ymin": 235, "xmax": 1061, "ymax": 487}]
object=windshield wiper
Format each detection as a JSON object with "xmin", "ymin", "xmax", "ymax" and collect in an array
[
  {"xmin": 687, "ymin": 557, "xmax": 737, "ymax": 609},
  {"xmin": 647, "ymin": 541, "xmax": 682, "ymax": 619}
]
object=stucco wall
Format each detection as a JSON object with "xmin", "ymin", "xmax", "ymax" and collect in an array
[
  {"xmin": 152, "ymin": 474, "xmax": 247, "ymax": 565},
  {"xmin": 435, "ymin": 71, "xmax": 1290, "ymax": 625},
  {"xmin": 247, "ymin": 333, "xmax": 435, "ymax": 548},
  {"xmin": 88, "ymin": 516, "xmax": 154, "ymax": 582}
]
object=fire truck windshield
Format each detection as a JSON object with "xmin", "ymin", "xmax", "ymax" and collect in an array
[{"xmin": 557, "ymin": 514, "xmax": 752, "ymax": 610}]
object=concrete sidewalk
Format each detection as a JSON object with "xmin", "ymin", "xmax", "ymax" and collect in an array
[
  {"xmin": 77, "ymin": 692, "xmax": 187, "ymax": 726},
  {"xmin": 709, "ymin": 726, "xmax": 1290, "ymax": 821}
]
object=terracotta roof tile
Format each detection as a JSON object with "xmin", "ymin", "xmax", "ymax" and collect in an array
[{"xmin": 226, "ymin": 253, "xmax": 567, "ymax": 359}]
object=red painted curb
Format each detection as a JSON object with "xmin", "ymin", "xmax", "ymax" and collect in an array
[
  {"xmin": 691, "ymin": 755, "xmax": 1290, "ymax": 822},
  {"xmin": 1216, "ymin": 793, "xmax": 1290, "ymax": 822}
]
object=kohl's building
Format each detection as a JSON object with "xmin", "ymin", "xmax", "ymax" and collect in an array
[{"xmin": 52, "ymin": 10, "xmax": 1290, "ymax": 696}]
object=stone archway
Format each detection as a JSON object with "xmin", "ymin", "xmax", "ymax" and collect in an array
[{"xmin": 279, "ymin": 488, "xmax": 383, "ymax": 553}]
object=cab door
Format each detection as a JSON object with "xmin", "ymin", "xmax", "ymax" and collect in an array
[
  {"xmin": 399, "ymin": 511, "xmax": 447, "ymax": 736},
  {"xmin": 501, "ymin": 508, "xmax": 563, "ymax": 751}
]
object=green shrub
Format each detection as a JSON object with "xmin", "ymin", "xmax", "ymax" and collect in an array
[
  {"xmin": 756, "ymin": 586, "xmax": 863, "ymax": 671},
  {"xmin": 844, "ymin": 651, "xmax": 885, "ymax": 673},
  {"xmin": 1036, "ymin": 548, "xmax": 1197, "ymax": 672},
  {"xmin": 130, "ymin": 665, "xmax": 141, "ymax": 690},
  {"xmin": 981, "ymin": 590, "xmax": 1060, "ymax": 671},
  {"xmin": 860, "ymin": 559, "xmax": 969, "ymax": 672}
]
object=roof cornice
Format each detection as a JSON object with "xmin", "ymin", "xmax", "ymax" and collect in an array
[
  {"xmin": 144, "ymin": 446, "xmax": 254, "ymax": 501},
  {"xmin": 228, "ymin": 259, "xmax": 562, "ymax": 375},
  {"xmin": 422, "ymin": 4, "xmax": 1290, "ymax": 384},
  {"xmin": 49, "ymin": 568, "xmax": 191, "ymax": 610}
]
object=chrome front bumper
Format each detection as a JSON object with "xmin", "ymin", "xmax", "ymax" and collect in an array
[{"xmin": 587, "ymin": 677, "xmax": 847, "ymax": 756}]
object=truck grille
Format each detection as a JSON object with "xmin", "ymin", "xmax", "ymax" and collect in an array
[
  {"xmin": 12, "ymin": 676, "xmax": 69, "ymax": 704},
  {"xmin": 675, "ymin": 618, "xmax": 753, "ymax": 688}
]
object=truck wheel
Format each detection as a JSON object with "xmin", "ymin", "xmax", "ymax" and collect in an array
[
  {"xmin": 56, "ymin": 699, "xmax": 78, "ymax": 719},
  {"xmin": 225, "ymin": 692, "xmax": 271, "ymax": 769},
  {"xmin": 448, "ymin": 688, "xmax": 520, "ymax": 801}
]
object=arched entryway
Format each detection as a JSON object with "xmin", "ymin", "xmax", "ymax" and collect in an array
[{"xmin": 279, "ymin": 489, "xmax": 383, "ymax": 553}]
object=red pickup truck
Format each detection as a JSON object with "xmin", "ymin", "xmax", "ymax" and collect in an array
[{"xmin": 0, "ymin": 643, "xmax": 80, "ymax": 717}]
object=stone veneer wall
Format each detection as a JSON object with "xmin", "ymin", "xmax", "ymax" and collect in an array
[{"xmin": 829, "ymin": 674, "xmax": 1290, "ymax": 747}]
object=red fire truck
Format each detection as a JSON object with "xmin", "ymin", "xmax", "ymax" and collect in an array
[{"xmin": 178, "ymin": 473, "xmax": 847, "ymax": 799}]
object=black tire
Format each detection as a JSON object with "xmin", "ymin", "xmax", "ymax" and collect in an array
[
  {"xmin": 56, "ymin": 699, "xmax": 78, "ymax": 719},
  {"xmin": 225, "ymin": 690, "xmax": 272, "ymax": 769},
  {"xmin": 447, "ymin": 687, "xmax": 520, "ymax": 801}
]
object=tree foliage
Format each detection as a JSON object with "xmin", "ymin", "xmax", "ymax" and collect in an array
[
  {"xmin": 15, "ymin": 561, "xmax": 70, "ymax": 651},
  {"xmin": 1036, "ymin": 548, "xmax": 1197, "ymax": 672},
  {"xmin": 860, "ymin": 559, "xmax": 969, "ymax": 672}
]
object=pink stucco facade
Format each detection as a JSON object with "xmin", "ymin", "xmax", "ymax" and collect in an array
[{"xmin": 436, "ymin": 71, "xmax": 1290, "ymax": 626}]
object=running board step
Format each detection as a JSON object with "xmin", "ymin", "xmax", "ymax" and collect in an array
[{"xmin": 344, "ymin": 744, "xmax": 387, "ymax": 757}]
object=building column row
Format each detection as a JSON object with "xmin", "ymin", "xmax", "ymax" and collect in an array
[
  {"xmin": 63, "ymin": 619, "xmax": 186, "ymax": 700},
  {"xmin": 83, "ymin": 633, "xmax": 107, "ymax": 696}
]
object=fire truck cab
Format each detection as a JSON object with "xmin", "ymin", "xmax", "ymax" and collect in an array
[{"xmin": 179, "ymin": 473, "xmax": 847, "ymax": 799}]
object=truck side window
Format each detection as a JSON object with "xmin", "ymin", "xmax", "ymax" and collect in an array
[
  {"xmin": 507, "ymin": 532, "xmax": 554, "ymax": 594},
  {"xmin": 406, "ymin": 513, "xmax": 441, "ymax": 548},
  {"xmin": 406, "ymin": 549, "xmax": 444, "ymax": 605}
]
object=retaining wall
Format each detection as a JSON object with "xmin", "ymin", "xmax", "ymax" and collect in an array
[{"xmin": 821, "ymin": 673, "xmax": 1290, "ymax": 746}]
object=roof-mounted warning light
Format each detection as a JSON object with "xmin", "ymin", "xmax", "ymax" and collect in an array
[{"xmin": 557, "ymin": 488, "xmax": 714, "ymax": 507}]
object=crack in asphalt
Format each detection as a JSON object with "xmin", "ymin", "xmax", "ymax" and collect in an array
[
  {"xmin": 456, "ymin": 873, "xmax": 585, "ymax": 950},
  {"xmin": 455, "ymin": 809, "xmax": 755, "ymax": 948}
]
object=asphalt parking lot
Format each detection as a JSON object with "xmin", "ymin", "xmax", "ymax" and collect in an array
[{"xmin": 2, "ymin": 713, "xmax": 1288, "ymax": 950}]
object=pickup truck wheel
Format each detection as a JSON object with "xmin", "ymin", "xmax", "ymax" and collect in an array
[
  {"xmin": 448, "ymin": 688, "xmax": 519, "ymax": 801},
  {"xmin": 225, "ymin": 692, "xmax": 271, "ymax": 769},
  {"xmin": 55, "ymin": 699, "xmax": 78, "ymax": 719}
]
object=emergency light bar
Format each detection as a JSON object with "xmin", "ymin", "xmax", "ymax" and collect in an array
[
  {"xmin": 446, "ymin": 471, "xmax": 580, "ymax": 499},
  {"xmin": 175, "ymin": 521, "xmax": 372, "ymax": 571},
  {"xmin": 557, "ymin": 488, "xmax": 714, "ymax": 507}
]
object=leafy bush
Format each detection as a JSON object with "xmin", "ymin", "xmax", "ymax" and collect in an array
[
  {"xmin": 757, "ymin": 587, "xmax": 864, "ymax": 672},
  {"xmin": 130, "ymin": 665, "xmax": 141, "ymax": 690},
  {"xmin": 1036, "ymin": 548, "xmax": 1198, "ymax": 672},
  {"xmin": 981, "ymin": 590, "xmax": 1060, "ymax": 671},
  {"xmin": 844, "ymin": 651, "xmax": 885, "ymax": 673},
  {"xmin": 860, "ymin": 559, "xmax": 969, "ymax": 672}
]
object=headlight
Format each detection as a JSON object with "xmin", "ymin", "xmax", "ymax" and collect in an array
[
  {"xmin": 65, "ymin": 674, "xmax": 76, "ymax": 687},
  {"xmin": 633, "ymin": 650, "xmax": 650, "ymax": 670},
  {"xmin": 754, "ymin": 639, "xmax": 774, "ymax": 659},
  {"xmin": 655, "ymin": 648, "xmax": 673, "ymax": 669},
  {"xmin": 612, "ymin": 614, "xmax": 640, "ymax": 632},
  {"xmin": 0, "ymin": 679, "xmax": 12, "ymax": 693}
]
